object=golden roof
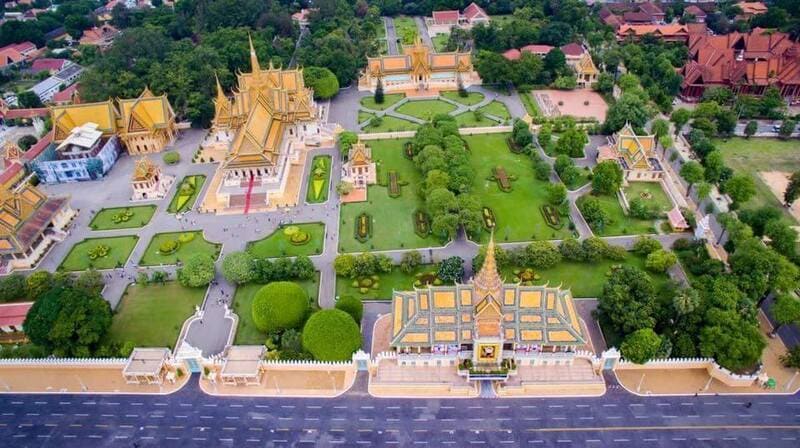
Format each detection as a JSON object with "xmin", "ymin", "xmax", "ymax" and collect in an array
[
  {"xmin": 349, "ymin": 140, "xmax": 371, "ymax": 166},
  {"xmin": 576, "ymin": 53, "xmax": 599, "ymax": 75},
  {"xmin": 51, "ymin": 100, "xmax": 118, "ymax": 141},
  {"xmin": 616, "ymin": 123, "xmax": 656, "ymax": 169},
  {"xmin": 365, "ymin": 37, "xmax": 473, "ymax": 77},
  {"xmin": 118, "ymin": 88, "xmax": 176, "ymax": 133},
  {"xmin": 131, "ymin": 157, "xmax": 159, "ymax": 181},
  {"xmin": 472, "ymin": 232, "xmax": 503, "ymax": 302}
]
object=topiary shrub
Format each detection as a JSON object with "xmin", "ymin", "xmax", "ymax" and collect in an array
[
  {"xmin": 251, "ymin": 281, "xmax": 309, "ymax": 332},
  {"xmin": 335, "ymin": 295, "xmax": 363, "ymax": 323},
  {"xmin": 87, "ymin": 244, "xmax": 110, "ymax": 260},
  {"xmin": 178, "ymin": 232, "xmax": 195, "ymax": 244},
  {"xmin": 159, "ymin": 239, "xmax": 180, "ymax": 255},
  {"xmin": 163, "ymin": 151, "xmax": 180, "ymax": 165},
  {"xmin": 302, "ymin": 309, "xmax": 362, "ymax": 361}
]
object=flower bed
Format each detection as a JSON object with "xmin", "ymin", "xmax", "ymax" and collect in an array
[
  {"xmin": 178, "ymin": 232, "xmax": 195, "ymax": 243},
  {"xmin": 111, "ymin": 209, "xmax": 134, "ymax": 224},
  {"xmin": 284, "ymin": 225, "xmax": 311, "ymax": 246},
  {"xmin": 158, "ymin": 240, "xmax": 179, "ymax": 255},
  {"xmin": 87, "ymin": 244, "xmax": 110, "ymax": 260},
  {"xmin": 491, "ymin": 166, "xmax": 513, "ymax": 192},
  {"xmin": 352, "ymin": 275, "xmax": 381, "ymax": 294},
  {"xmin": 175, "ymin": 177, "xmax": 197, "ymax": 211},
  {"xmin": 403, "ymin": 141, "xmax": 414, "ymax": 160},
  {"xmin": 412, "ymin": 271, "xmax": 442, "ymax": 287},
  {"xmin": 540, "ymin": 204, "xmax": 563, "ymax": 229},
  {"xmin": 482, "ymin": 207, "xmax": 496, "ymax": 229},
  {"xmin": 355, "ymin": 212, "xmax": 372, "ymax": 243},
  {"xmin": 512, "ymin": 267, "xmax": 541, "ymax": 286},
  {"xmin": 413, "ymin": 209, "xmax": 431, "ymax": 237},
  {"xmin": 388, "ymin": 170, "xmax": 401, "ymax": 198}
]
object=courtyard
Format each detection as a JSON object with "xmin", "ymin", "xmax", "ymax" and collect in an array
[
  {"xmin": 108, "ymin": 281, "xmax": 206, "ymax": 349},
  {"xmin": 335, "ymin": 264, "xmax": 440, "ymax": 301},
  {"xmin": 247, "ymin": 223, "xmax": 325, "ymax": 258},
  {"xmin": 360, "ymin": 93, "xmax": 405, "ymax": 111},
  {"xmin": 532, "ymin": 89, "xmax": 607, "ymax": 122},
  {"xmin": 58, "ymin": 235, "xmax": 140, "ymax": 271},
  {"xmin": 138, "ymin": 231, "xmax": 222, "ymax": 266},
  {"xmin": 579, "ymin": 193, "xmax": 657, "ymax": 237},
  {"xmin": 89, "ymin": 205, "xmax": 157, "ymax": 231},
  {"xmin": 395, "ymin": 99, "xmax": 457, "ymax": 121},
  {"xmin": 622, "ymin": 181, "xmax": 674, "ymax": 215}
]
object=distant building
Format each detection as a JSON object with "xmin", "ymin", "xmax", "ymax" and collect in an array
[
  {"xmin": 30, "ymin": 58, "xmax": 71, "ymax": 75},
  {"xmin": 0, "ymin": 42, "xmax": 37, "ymax": 70},
  {"xmin": 735, "ymin": 2, "xmax": 768, "ymax": 21},
  {"xmin": 291, "ymin": 8, "xmax": 316, "ymax": 28},
  {"xmin": 29, "ymin": 63, "xmax": 83, "ymax": 103},
  {"xmin": 616, "ymin": 23, "xmax": 700, "ymax": 42},
  {"xmin": 597, "ymin": 123, "xmax": 664, "ymax": 182},
  {"xmin": 79, "ymin": 24, "xmax": 120, "ymax": 48},
  {"xmin": 341, "ymin": 140, "xmax": 376, "ymax": 189},
  {"xmin": 0, "ymin": 302, "xmax": 33, "ymax": 335},
  {"xmin": 502, "ymin": 43, "xmax": 597, "ymax": 89},
  {"xmin": 426, "ymin": 2, "xmax": 490, "ymax": 36},
  {"xmin": 680, "ymin": 29, "xmax": 800, "ymax": 102},
  {"xmin": 684, "ymin": 5, "xmax": 708, "ymax": 23},
  {"xmin": 359, "ymin": 38, "xmax": 480, "ymax": 93},
  {"xmin": 31, "ymin": 122, "xmax": 122, "ymax": 184},
  {"xmin": 130, "ymin": 157, "xmax": 174, "ymax": 201},
  {"xmin": 599, "ymin": 2, "xmax": 665, "ymax": 29},
  {"xmin": 50, "ymin": 83, "xmax": 80, "ymax": 105}
]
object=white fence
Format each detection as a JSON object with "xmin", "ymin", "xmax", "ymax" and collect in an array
[{"xmin": 0, "ymin": 357, "xmax": 127, "ymax": 366}]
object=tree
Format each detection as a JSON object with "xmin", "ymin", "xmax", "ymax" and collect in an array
[
  {"xmin": 251, "ymin": 282, "xmax": 309, "ymax": 332},
  {"xmin": 25, "ymin": 270, "xmax": 54, "ymax": 301},
  {"xmin": 338, "ymin": 131, "xmax": 359, "ymax": 158},
  {"xmin": 559, "ymin": 237, "xmax": 585, "ymax": 261},
  {"xmin": 582, "ymin": 237, "xmax": 609, "ymax": 262},
  {"xmin": 177, "ymin": 254, "xmax": 216, "ymax": 287},
  {"xmin": 621, "ymin": 328, "xmax": 662, "ymax": 364},
  {"xmin": 645, "ymin": 249, "xmax": 678, "ymax": 273},
  {"xmin": 335, "ymin": 295, "xmax": 363, "ymax": 323},
  {"xmin": 554, "ymin": 127, "xmax": 587, "ymax": 157},
  {"xmin": 680, "ymin": 161, "xmax": 705, "ymax": 197},
  {"xmin": 374, "ymin": 78, "xmax": 384, "ymax": 104},
  {"xmin": 546, "ymin": 183, "xmax": 567, "ymax": 205},
  {"xmin": 650, "ymin": 119, "xmax": 670, "ymax": 140},
  {"xmin": 302, "ymin": 309, "xmax": 362, "ymax": 361},
  {"xmin": 633, "ymin": 236, "xmax": 661, "ymax": 255},
  {"xmin": 400, "ymin": 251, "xmax": 422, "ymax": 274},
  {"xmin": 554, "ymin": 155, "xmax": 579, "ymax": 186},
  {"xmin": 604, "ymin": 92, "xmax": 651, "ymax": 133},
  {"xmin": 778, "ymin": 119, "xmax": 797, "ymax": 140},
  {"xmin": 724, "ymin": 174, "xmax": 756, "ymax": 207},
  {"xmin": 75, "ymin": 268, "xmax": 104, "ymax": 296},
  {"xmin": 23, "ymin": 287, "xmax": 112, "ymax": 357},
  {"xmin": 302, "ymin": 66, "xmax": 339, "ymax": 99},
  {"xmin": 334, "ymin": 254, "xmax": 356, "ymax": 278},
  {"xmin": 699, "ymin": 315, "xmax": 765, "ymax": 372},
  {"xmin": 578, "ymin": 196, "xmax": 610, "ymax": 231},
  {"xmin": 17, "ymin": 135, "xmax": 38, "ymax": 151},
  {"xmin": 670, "ymin": 108, "xmax": 691, "ymax": 135},
  {"xmin": 673, "ymin": 287, "xmax": 700, "ymax": 316},
  {"xmin": 222, "ymin": 251, "xmax": 256, "ymax": 284},
  {"xmin": 781, "ymin": 346, "xmax": 800, "ymax": 369},
  {"xmin": 785, "ymin": 171, "xmax": 800, "ymax": 206},
  {"xmin": 599, "ymin": 266, "xmax": 657, "ymax": 335},
  {"xmin": 336, "ymin": 181, "xmax": 354, "ymax": 196},
  {"xmin": 593, "ymin": 72, "xmax": 614, "ymax": 94},
  {"xmin": 525, "ymin": 241, "xmax": 562, "ymax": 269},
  {"xmin": 437, "ymin": 256, "xmax": 464, "ymax": 283},
  {"xmin": 17, "ymin": 91, "xmax": 42, "ymax": 108},
  {"xmin": 770, "ymin": 295, "xmax": 800, "ymax": 336},
  {"xmin": 0, "ymin": 274, "xmax": 26, "ymax": 302},
  {"xmin": 764, "ymin": 220, "xmax": 798, "ymax": 258},
  {"xmin": 592, "ymin": 160, "xmax": 623, "ymax": 195},
  {"xmin": 744, "ymin": 120, "xmax": 758, "ymax": 139}
]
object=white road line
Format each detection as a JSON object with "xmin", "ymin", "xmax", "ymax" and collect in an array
[
  {"xmin": 255, "ymin": 405, "xmax": 269, "ymax": 409},
  {"xmin": 131, "ymin": 402, "xmax": 142, "ymax": 406},
  {"xmin": 548, "ymin": 405, "xmax": 563, "ymax": 408},
  {"xmin": 602, "ymin": 404, "xmax": 616, "ymax": 407},
  {"xmin": 613, "ymin": 439, "xmax": 630, "ymax": 442},
  {"xmin": 656, "ymin": 403, "xmax": 670, "ymax": 406},
  {"xmin": 579, "ymin": 417, "xmax": 594, "ymax": 420}
]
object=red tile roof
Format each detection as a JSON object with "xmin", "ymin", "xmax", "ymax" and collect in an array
[
  {"xmin": 560, "ymin": 43, "xmax": 585, "ymax": 57},
  {"xmin": 463, "ymin": 2, "xmax": 488, "ymax": 21},
  {"xmin": 51, "ymin": 83, "xmax": 78, "ymax": 103},
  {"xmin": 30, "ymin": 58, "xmax": 68, "ymax": 73},
  {"xmin": 1, "ymin": 108, "xmax": 49, "ymax": 120},
  {"xmin": 0, "ymin": 302, "xmax": 33, "ymax": 328},
  {"xmin": 502, "ymin": 49, "xmax": 521, "ymax": 61},
  {"xmin": 432, "ymin": 10, "xmax": 460, "ymax": 24},
  {"xmin": 685, "ymin": 5, "xmax": 707, "ymax": 17},
  {"xmin": 22, "ymin": 132, "xmax": 53, "ymax": 162},
  {"xmin": 0, "ymin": 161, "xmax": 23, "ymax": 185},
  {"xmin": 521, "ymin": 44, "xmax": 554, "ymax": 55}
]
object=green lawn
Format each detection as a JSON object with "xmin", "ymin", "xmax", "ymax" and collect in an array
[
  {"xmin": 395, "ymin": 99, "xmax": 457, "ymax": 121},
  {"xmin": 362, "ymin": 115, "xmax": 419, "ymax": 133},
  {"xmin": 623, "ymin": 182, "xmax": 674, "ymax": 215},
  {"xmin": 59, "ymin": 236, "xmax": 139, "ymax": 271},
  {"xmin": 441, "ymin": 91, "xmax": 485, "ymax": 106},
  {"xmin": 247, "ymin": 223, "xmax": 325, "ymax": 258},
  {"xmin": 335, "ymin": 265, "xmax": 437, "ymax": 301},
  {"xmin": 232, "ymin": 275, "xmax": 320, "ymax": 345},
  {"xmin": 464, "ymin": 133, "xmax": 572, "ymax": 243},
  {"xmin": 478, "ymin": 100, "xmax": 512, "ymax": 121},
  {"xmin": 714, "ymin": 137, "xmax": 800, "ymax": 223},
  {"xmin": 89, "ymin": 205, "xmax": 156, "ymax": 231},
  {"xmin": 520, "ymin": 91, "xmax": 542, "ymax": 118},
  {"xmin": 306, "ymin": 155, "xmax": 331, "ymax": 203},
  {"xmin": 358, "ymin": 110, "xmax": 375, "ymax": 124},
  {"xmin": 564, "ymin": 167, "xmax": 592, "ymax": 191},
  {"xmin": 499, "ymin": 254, "xmax": 669, "ymax": 298},
  {"xmin": 139, "ymin": 231, "xmax": 221, "ymax": 266},
  {"xmin": 394, "ymin": 16, "xmax": 418, "ymax": 45},
  {"xmin": 432, "ymin": 33, "xmax": 449, "ymax": 52},
  {"xmin": 167, "ymin": 175, "xmax": 206, "ymax": 214},
  {"xmin": 360, "ymin": 93, "xmax": 405, "ymax": 111},
  {"xmin": 579, "ymin": 193, "xmax": 656, "ymax": 237},
  {"xmin": 339, "ymin": 139, "xmax": 442, "ymax": 252},
  {"xmin": 454, "ymin": 111, "xmax": 500, "ymax": 128},
  {"xmin": 108, "ymin": 282, "xmax": 205, "ymax": 348}
]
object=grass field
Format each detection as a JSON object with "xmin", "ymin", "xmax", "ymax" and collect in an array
[
  {"xmin": 335, "ymin": 265, "xmax": 437, "ymax": 301},
  {"xmin": 563, "ymin": 167, "xmax": 592, "ymax": 191},
  {"xmin": 478, "ymin": 100, "xmax": 511, "ymax": 121},
  {"xmin": 464, "ymin": 133, "xmax": 572, "ymax": 243},
  {"xmin": 579, "ymin": 193, "xmax": 656, "ymax": 237},
  {"xmin": 454, "ymin": 111, "xmax": 500, "ymax": 128},
  {"xmin": 139, "ymin": 231, "xmax": 221, "ymax": 266},
  {"xmin": 232, "ymin": 275, "xmax": 320, "ymax": 345},
  {"xmin": 432, "ymin": 33, "xmax": 449, "ymax": 52},
  {"xmin": 247, "ymin": 223, "xmax": 325, "ymax": 258},
  {"xmin": 441, "ymin": 91, "xmax": 485, "ymax": 106},
  {"xmin": 394, "ymin": 16, "xmax": 418, "ymax": 45},
  {"xmin": 361, "ymin": 115, "xmax": 419, "ymax": 133},
  {"xmin": 306, "ymin": 155, "xmax": 331, "ymax": 203},
  {"xmin": 339, "ymin": 139, "xmax": 442, "ymax": 252},
  {"xmin": 89, "ymin": 205, "xmax": 156, "ymax": 231},
  {"xmin": 167, "ymin": 175, "xmax": 206, "ymax": 214},
  {"xmin": 108, "ymin": 282, "xmax": 205, "ymax": 348},
  {"xmin": 714, "ymin": 137, "xmax": 800, "ymax": 222},
  {"xmin": 359, "ymin": 111, "xmax": 375, "ymax": 124},
  {"xmin": 499, "ymin": 253, "xmax": 669, "ymax": 298},
  {"xmin": 360, "ymin": 93, "xmax": 405, "ymax": 111},
  {"xmin": 622, "ymin": 182, "xmax": 674, "ymax": 215},
  {"xmin": 395, "ymin": 99, "xmax": 457, "ymax": 121},
  {"xmin": 59, "ymin": 236, "xmax": 139, "ymax": 271},
  {"xmin": 520, "ymin": 92, "xmax": 542, "ymax": 118}
]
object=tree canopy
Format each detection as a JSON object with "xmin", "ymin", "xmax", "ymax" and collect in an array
[{"xmin": 302, "ymin": 309, "xmax": 362, "ymax": 361}]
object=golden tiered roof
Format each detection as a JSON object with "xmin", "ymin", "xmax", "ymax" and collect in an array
[
  {"xmin": 348, "ymin": 140, "xmax": 372, "ymax": 166},
  {"xmin": 617, "ymin": 123, "xmax": 655, "ymax": 170},
  {"xmin": 215, "ymin": 36, "xmax": 317, "ymax": 170},
  {"xmin": 0, "ymin": 182, "xmax": 67, "ymax": 255},
  {"xmin": 131, "ymin": 157, "xmax": 159, "ymax": 182},
  {"xmin": 390, "ymin": 234, "xmax": 586, "ymax": 348},
  {"xmin": 576, "ymin": 52, "xmax": 599, "ymax": 75},
  {"xmin": 117, "ymin": 87, "xmax": 176, "ymax": 134},
  {"xmin": 365, "ymin": 37, "xmax": 473, "ymax": 77}
]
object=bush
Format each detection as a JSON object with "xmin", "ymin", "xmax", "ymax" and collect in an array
[
  {"xmin": 177, "ymin": 253, "xmax": 215, "ymax": 287},
  {"xmin": 633, "ymin": 236, "xmax": 662, "ymax": 255},
  {"xmin": 222, "ymin": 251, "xmax": 256, "ymax": 284},
  {"xmin": 251, "ymin": 282, "xmax": 309, "ymax": 332},
  {"xmin": 645, "ymin": 249, "xmax": 678, "ymax": 273},
  {"xmin": 162, "ymin": 151, "xmax": 180, "ymax": 165},
  {"xmin": 621, "ymin": 328, "xmax": 662, "ymax": 364},
  {"xmin": 178, "ymin": 232, "xmax": 195, "ymax": 243},
  {"xmin": 336, "ymin": 295, "xmax": 363, "ymax": 323},
  {"xmin": 302, "ymin": 309, "xmax": 362, "ymax": 361},
  {"xmin": 158, "ymin": 239, "xmax": 179, "ymax": 255}
]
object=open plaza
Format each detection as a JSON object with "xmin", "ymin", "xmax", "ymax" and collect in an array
[{"xmin": 1, "ymin": 3, "xmax": 800, "ymax": 445}]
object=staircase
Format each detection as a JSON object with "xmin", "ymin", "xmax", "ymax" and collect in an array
[{"xmin": 243, "ymin": 174, "xmax": 255, "ymax": 214}]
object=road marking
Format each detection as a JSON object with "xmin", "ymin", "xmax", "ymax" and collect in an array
[
  {"xmin": 629, "ymin": 404, "xmax": 644, "ymax": 407},
  {"xmin": 49, "ymin": 413, "xmax": 63, "ymax": 417},
  {"xmin": 175, "ymin": 415, "xmax": 188, "ymax": 419},
  {"xmin": 551, "ymin": 417, "xmax": 567, "ymax": 420},
  {"xmin": 59, "ymin": 402, "xmax": 70, "ymax": 405},
  {"xmin": 495, "ymin": 405, "xmax": 510, "ymax": 409},
  {"xmin": 105, "ymin": 402, "xmax": 119, "ymax": 406},
  {"xmin": 100, "ymin": 414, "xmax": 114, "ymax": 417},
  {"xmin": 229, "ymin": 404, "xmax": 243, "ymax": 408},
  {"xmin": 758, "ymin": 402, "xmax": 773, "ymax": 405},
  {"xmin": 281, "ymin": 405, "xmax": 295, "ymax": 409},
  {"xmin": 548, "ymin": 405, "xmax": 563, "ymax": 408},
  {"xmin": 37, "ymin": 435, "xmax": 50, "ymax": 438},
  {"xmin": 602, "ymin": 404, "xmax": 616, "ymax": 408},
  {"xmin": 523, "ymin": 405, "xmax": 537, "ymax": 409},
  {"xmin": 606, "ymin": 416, "xmax": 622, "ymax": 420},
  {"xmin": 131, "ymin": 402, "xmax": 142, "ymax": 406},
  {"xmin": 25, "ymin": 413, "xmax": 39, "ymax": 416},
  {"xmin": 251, "ymin": 416, "xmax": 266, "ymax": 420},
  {"xmin": 781, "ymin": 437, "xmax": 797, "ymax": 441},
  {"xmin": 307, "ymin": 405, "xmax": 322, "ymax": 409},
  {"xmin": 255, "ymin": 405, "xmax": 269, "ymax": 409},
  {"xmin": 656, "ymin": 403, "xmax": 670, "ymax": 406},
  {"xmin": 711, "ymin": 414, "xmax": 726, "ymax": 418},
  {"xmin": 586, "ymin": 440, "xmax": 601, "ymax": 443},
  {"xmin": 579, "ymin": 417, "xmax": 594, "ymax": 420},
  {"xmin": 613, "ymin": 439, "xmax": 630, "ymax": 442},
  {"xmin": 203, "ymin": 404, "xmax": 217, "ymax": 407},
  {"xmin": 525, "ymin": 424, "xmax": 800, "ymax": 433},
  {"xmin": 74, "ymin": 413, "xmax": 88, "ymax": 417},
  {"xmin": 154, "ymin": 402, "xmax": 167, "ymax": 406},
  {"xmin": 704, "ymin": 402, "xmax": 718, "ymax": 405}
]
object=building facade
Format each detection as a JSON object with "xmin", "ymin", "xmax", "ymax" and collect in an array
[
  {"xmin": 597, "ymin": 123, "xmax": 664, "ymax": 182},
  {"xmin": 389, "ymin": 235, "xmax": 586, "ymax": 380},
  {"xmin": 425, "ymin": 2, "xmax": 490, "ymax": 36},
  {"xmin": 341, "ymin": 140, "xmax": 376, "ymax": 189},
  {"xmin": 206, "ymin": 37, "xmax": 334, "ymax": 212},
  {"xmin": 359, "ymin": 38, "xmax": 480, "ymax": 94},
  {"xmin": 31, "ymin": 122, "xmax": 121, "ymax": 184},
  {"xmin": 131, "ymin": 157, "xmax": 174, "ymax": 201}
]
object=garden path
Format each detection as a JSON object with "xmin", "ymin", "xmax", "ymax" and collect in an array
[{"xmin": 384, "ymin": 17, "xmax": 399, "ymax": 55}]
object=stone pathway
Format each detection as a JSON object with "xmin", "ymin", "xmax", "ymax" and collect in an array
[
  {"xmin": 414, "ymin": 16, "xmax": 434, "ymax": 48},
  {"xmin": 383, "ymin": 17, "xmax": 399, "ymax": 55}
]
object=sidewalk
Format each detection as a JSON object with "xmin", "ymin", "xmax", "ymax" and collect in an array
[
  {"xmin": 199, "ymin": 365, "xmax": 357, "ymax": 397},
  {"xmin": 0, "ymin": 363, "xmax": 189, "ymax": 394}
]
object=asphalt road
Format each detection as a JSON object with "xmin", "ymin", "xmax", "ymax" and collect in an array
[{"xmin": 1, "ymin": 375, "xmax": 799, "ymax": 447}]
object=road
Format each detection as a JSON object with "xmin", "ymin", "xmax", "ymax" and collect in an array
[
  {"xmin": 733, "ymin": 120, "xmax": 800, "ymax": 138},
  {"xmin": 383, "ymin": 17, "xmax": 398, "ymax": 55},
  {"xmin": 1, "ymin": 377, "xmax": 799, "ymax": 447}
]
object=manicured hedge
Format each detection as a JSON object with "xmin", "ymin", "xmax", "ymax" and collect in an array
[
  {"xmin": 251, "ymin": 282, "xmax": 309, "ymax": 332},
  {"xmin": 335, "ymin": 295, "xmax": 363, "ymax": 323},
  {"xmin": 302, "ymin": 309, "xmax": 362, "ymax": 361}
]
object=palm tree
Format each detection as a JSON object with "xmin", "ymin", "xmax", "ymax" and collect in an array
[{"xmin": 673, "ymin": 287, "xmax": 699, "ymax": 316}]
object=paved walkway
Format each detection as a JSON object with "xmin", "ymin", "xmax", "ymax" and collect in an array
[
  {"xmin": 414, "ymin": 16, "xmax": 434, "ymax": 48},
  {"xmin": 383, "ymin": 17, "xmax": 398, "ymax": 55}
]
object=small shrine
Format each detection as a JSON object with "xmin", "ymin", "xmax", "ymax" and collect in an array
[{"xmin": 131, "ymin": 157, "xmax": 174, "ymax": 201}]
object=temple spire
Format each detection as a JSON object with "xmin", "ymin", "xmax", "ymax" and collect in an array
[
  {"xmin": 472, "ymin": 230, "xmax": 503, "ymax": 302},
  {"xmin": 214, "ymin": 73, "xmax": 225, "ymax": 101},
  {"xmin": 248, "ymin": 33, "xmax": 261, "ymax": 74}
]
